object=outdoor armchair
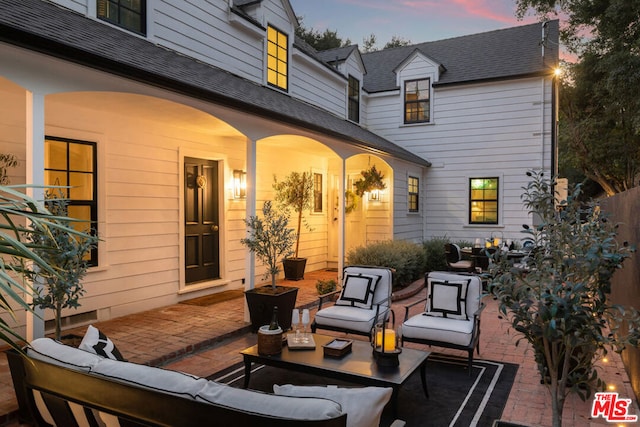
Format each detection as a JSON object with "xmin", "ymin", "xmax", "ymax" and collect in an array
[
  {"xmin": 444, "ymin": 243, "xmax": 475, "ymax": 273},
  {"xmin": 401, "ymin": 271, "xmax": 485, "ymax": 375},
  {"xmin": 311, "ymin": 266, "xmax": 394, "ymax": 339}
]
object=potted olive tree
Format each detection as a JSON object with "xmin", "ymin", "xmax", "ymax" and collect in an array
[
  {"xmin": 27, "ymin": 193, "xmax": 98, "ymax": 341},
  {"xmin": 241, "ymin": 200, "xmax": 299, "ymax": 332},
  {"xmin": 489, "ymin": 171, "xmax": 640, "ymax": 427},
  {"xmin": 0, "ymin": 186, "xmax": 95, "ymax": 351},
  {"xmin": 273, "ymin": 171, "xmax": 314, "ymax": 280}
]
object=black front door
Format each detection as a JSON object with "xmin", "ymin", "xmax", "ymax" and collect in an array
[{"xmin": 184, "ymin": 157, "xmax": 220, "ymax": 283}]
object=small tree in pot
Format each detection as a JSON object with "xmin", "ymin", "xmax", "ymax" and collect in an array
[
  {"xmin": 241, "ymin": 201, "xmax": 299, "ymax": 331},
  {"xmin": 241, "ymin": 200, "xmax": 296, "ymax": 289},
  {"xmin": 27, "ymin": 193, "xmax": 98, "ymax": 341},
  {"xmin": 489, "ymin": 170, "xmax": 640, "ymax": 427},
  {"xmin": 273, "ymin": 171, "xmax": 314, "ymax": 280}
]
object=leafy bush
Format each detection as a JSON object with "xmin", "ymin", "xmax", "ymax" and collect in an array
[
  {"xmin": 422, "ymin": 236, "xmax": 449, "ymax": 272},
  {"xmin": 316, "ymin": 279, "xmax": 337, "ymax": 295},
  {"xmin": 346, "ymin": 240, "xmax": 425, "ymax": 289}
]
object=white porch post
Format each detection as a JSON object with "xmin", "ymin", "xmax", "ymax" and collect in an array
[
  {"xmin": 338, "ymin": 158, "xmax": 346, "ymax": 279},
  {"xmin": 24, "ymin": 90, "xmax": 45, "ymax": 341},
  {"xmin": 243, "ymin": 137, "xmax": 257, "ymax": 323}
]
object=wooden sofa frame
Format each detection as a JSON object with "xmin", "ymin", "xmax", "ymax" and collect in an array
[{"xmin": 7, "ymin": 350, "xmax": 347, "ymax": 427}]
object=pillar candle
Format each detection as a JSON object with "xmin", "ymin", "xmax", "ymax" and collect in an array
[{"xmin": 376, "ymin": 329, "xmax": 396, "ymax": 352}]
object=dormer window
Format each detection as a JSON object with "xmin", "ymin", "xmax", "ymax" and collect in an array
[
  {"xmin": 267, "ymin": 25, "xmax": 288, "ymax": 91},
  {"xmin": 404, "ymin": 78, "xmax": 430, "ymax": 123},
  {"xmin": 348, "ymin": 75, "xmax": 360, "ymax": 123},
  {"xmin": 97, "ymin": 0, "xmax": 146, "ymax": 35}
]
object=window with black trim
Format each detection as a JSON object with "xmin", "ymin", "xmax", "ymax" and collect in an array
[
  {"xmin": 97, "ymin": 0, "xmax": 146, "ymax": 35},
  {"xmin": 348, "ymin": 75, "xmax": 360, "ymax": 123},
  {"xmin": 408, "ymin": 176, "xmax": 419, "ymax": 212},
  {"xmin": 404, "ymin": 78, "xmax": 430, "ymax": 123},
  {"xmin": 45, "ymin": 137, "xmax": 98, "ymax": 266},
  {"xmin": 313, "ymin": 172, "xmax": 323, "ymax": 213},
  {"xmin": 469, "ymin": 177, "xmax": 499, "ymax": 224},
  {"xmin": 267, "ymin": 25, "xmax": 288, "ymax": 91}
]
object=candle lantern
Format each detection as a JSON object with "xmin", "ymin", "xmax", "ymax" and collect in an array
[{"xmin": 371, "ymin": 323, "xmax": 402, "ymax": 367}]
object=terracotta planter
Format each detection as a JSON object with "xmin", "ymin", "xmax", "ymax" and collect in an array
[{"xmin": 244, "ymin": 285, "xmax": 298, "ymax": 333}]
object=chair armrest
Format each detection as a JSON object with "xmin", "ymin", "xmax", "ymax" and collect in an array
[
  {"xmin": 317, "ymin": 289, "xmax": 341, "ymax": 311},
  {"xmin": 473, "ymin": 302, "xmax": 486, "ymax": 318},
  {"xmin": 403, "ymin": 297, "xmax": 427, "ymax": 321},
  {"xmin": 390, "ymin": 420, "xmax": 406, "ymax": 427}
]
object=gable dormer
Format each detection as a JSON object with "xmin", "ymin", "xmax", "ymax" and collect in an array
[{"xmin": 394, "ymin": 49, "xmax": 444, "ymax": 125}]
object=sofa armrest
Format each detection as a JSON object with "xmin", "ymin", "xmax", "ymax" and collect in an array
[{"xmin": 317, "ymin": 289, "xmax": 341, "ymax": 311}]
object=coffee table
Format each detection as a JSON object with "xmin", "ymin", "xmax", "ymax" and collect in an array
[{"xmin": 241, "ymin": 333, "xmax": 429, "ymax": 416}]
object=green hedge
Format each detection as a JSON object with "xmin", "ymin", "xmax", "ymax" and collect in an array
[{"xmin": 346, "ymin": 240, "xmax": 426, "ymax": 289}]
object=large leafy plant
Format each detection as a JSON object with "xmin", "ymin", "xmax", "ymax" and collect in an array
[
  {"xmin": 0, "ymin": 186, "xmax": 94, "ymax": 351},
  {"xmin": 489, "ymin": 170, "xmax": 640, "ymax": 427},
  {"xmin": 241, "ymin": 201, "xmax": 296, "ymax": 289},
  {"xmin": 27, "ymin": 193, "xmax": 97, "ymax": 341}
]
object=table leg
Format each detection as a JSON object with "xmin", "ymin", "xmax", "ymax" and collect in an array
[
  {"xmin": 420, "ymin": 361, "xmax": 429, "ymax": 399},
  {"xmin": 243, "ymin": 358, "xmax": 252, "ymax": 389}
]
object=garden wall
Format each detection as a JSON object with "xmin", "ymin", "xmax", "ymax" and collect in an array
[{"xmin": 600, "ymin": 186, "xmax": 640, "ymax": 403}]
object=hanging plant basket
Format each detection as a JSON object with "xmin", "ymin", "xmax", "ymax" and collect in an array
[{"xmin": 353, "ymin": 165, "xmax": 386, "ymax": 197}]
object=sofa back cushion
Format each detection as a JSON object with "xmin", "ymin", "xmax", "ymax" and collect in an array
[
  {"xmin": 197, "ymin": 381, "xmax": 343, "ymax": 421},
  {"xmin": 27, "ymin": 338, "xmax": 104, "ymax": 372}
]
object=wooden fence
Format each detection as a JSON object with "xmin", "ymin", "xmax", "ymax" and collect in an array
[{"xmin": 601, "ymin": 186, "xmax": 640, "ymax": 403}]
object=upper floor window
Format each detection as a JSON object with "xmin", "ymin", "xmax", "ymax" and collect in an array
[
  {"xmin": 404, "ymin": 78, "xmax": 430, "ymax": 124},
  {"xmin": 267, "ymin": 25, "xmax": 288, "ymax": 91},
  {"xmin": 469, "ymin": 177, "xmax": 499, "ymax": 224},
  {"xmin": 408, "ymin": 176, "xmax": 419, "ymax": 212},
  {"xmin": 45, "ymin": 136, "xmax": 98, "ymax": 266},
  {"xmin": 348, "ymin": 75, "xmax": 360, "ymax": 123},
  {"xmin": 97, "ymin": 0, "xmax": 146, "ymax": 35},
  {"xmin": 313, "ymin": 172, "xmax": 323, "ymax": 213}
]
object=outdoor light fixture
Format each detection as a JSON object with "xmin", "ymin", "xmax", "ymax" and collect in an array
[
  {"xmin": 233, "ymin": 170, "xmax": 246, "ymax": 199},
  {"xmin": 368, "ymin": 189, "xmax": 380, "ymax": 201}
]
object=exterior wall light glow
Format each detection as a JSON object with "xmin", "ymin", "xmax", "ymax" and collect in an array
[{"xmin": 233, "ymin": 170, "xmax": 246, "ymax": 199}]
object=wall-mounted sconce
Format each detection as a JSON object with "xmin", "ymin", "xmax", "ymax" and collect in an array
[
  {"xmin": 233, "ymin": 170, "xmax": 247, "ymax": 199},
  {"xmin": 368, "ymin": 189, "xmax": 380, "ymax": 201}
]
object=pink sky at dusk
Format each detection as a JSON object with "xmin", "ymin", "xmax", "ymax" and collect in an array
[{"xmin": 289, "ymin": 0, "xmax": 541, "ymax": 47}]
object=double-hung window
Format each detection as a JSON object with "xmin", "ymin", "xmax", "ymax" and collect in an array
[
  {"xmin": 408, "ymin": 176, "xmax": 419, "ymax": 212},
  {"xmin": 404, "ymin": 78, "xmax": 430, "ymax": 123},
  {"xmin": 267, "ymin": 25, "xmax": 288, "ymax": 91},
  {"xmin": 348, "ymin": 75, "xmax": 360, "ymax": 123},
  {"xmin": 45, "ymin": 137, "xmax": 98, "ymax": 266},
  {"xmin": 469, "ymin": 177, "xmax": 499, "ymax": 224},
  {"xmin": 97, "ymin": 0, "xmax": 146, "ymax": 35}
]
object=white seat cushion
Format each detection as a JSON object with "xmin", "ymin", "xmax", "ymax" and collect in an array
[
  {"xmin": 274, "ymin": 384, "xmax": 392, "ymax": 427},
  {"xmin": 314, "ymin": 305, "xmax": 389, "ymax": 334},
  {"xmin": 402, "ymin": 313, "xmax": 474, "ymax": 347}
]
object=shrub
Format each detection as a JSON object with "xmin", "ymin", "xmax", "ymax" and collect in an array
[
  {"xmin": 422, "ymin": 236, "xmax": 449, "ymax": 272},
  {"xmin": 316, "ymin": 279, "xmax": 337, "ymax": 295},
  {"xmin": 346, "ymin": 240, "xmax": 425, "ymax": 289}
]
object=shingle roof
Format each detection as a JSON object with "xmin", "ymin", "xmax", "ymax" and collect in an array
[
  {"xmin": 316, "ymin": 45, "xmax": 359, "ymax": 65},
  {"xmin": 362, "ymin": 20, "xmax": 559, "ymax": 93},
  {"xmin": 0, "ymin": 0, "xmax": 430, "ymax": 167}
]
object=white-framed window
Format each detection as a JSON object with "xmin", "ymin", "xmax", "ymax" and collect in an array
[{"xmin": 348, "ymin": 75, "xmax": 360, "ymax": 123}]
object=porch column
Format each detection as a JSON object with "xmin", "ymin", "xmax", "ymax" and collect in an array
[
  {"xmin": 243, "ymin": 137, "xmax": 257, "ymax": 323},
  {"xmin": 25, "ymin": 90, "xmax": 46, "ymax": 341},
  {"xmin": 338, "ymin": 158, "xmax": 346, "ymax": 278}
]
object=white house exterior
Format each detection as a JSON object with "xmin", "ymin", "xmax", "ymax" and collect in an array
[{"xmin": 0, "ymin": 0, "xmax": 558, "ymax": 338}]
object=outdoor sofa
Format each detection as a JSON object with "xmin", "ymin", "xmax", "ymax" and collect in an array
[{"xmin": 8, "ymin": 338, "xmax": 363, "ymax": 426}]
